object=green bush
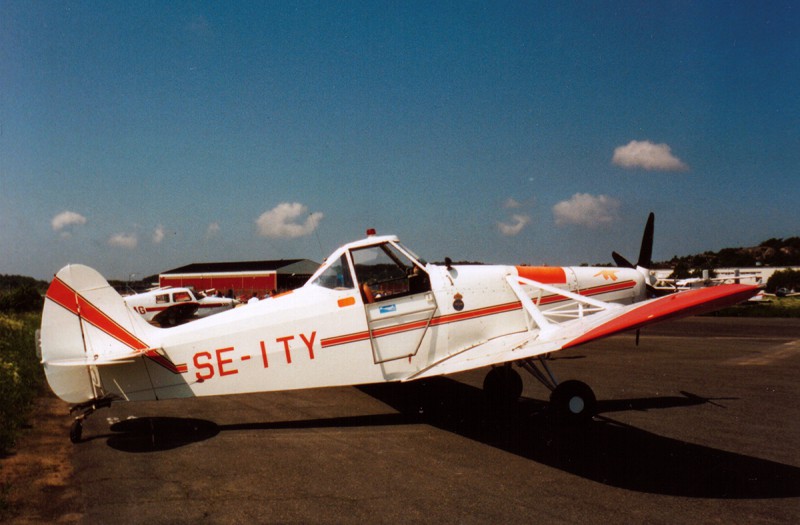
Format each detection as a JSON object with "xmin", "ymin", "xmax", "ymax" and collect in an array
[
  {"xmin": 0, "ymin": 285, "xmax": 44, "ymax": 313},
  {"xmin": 0, "ymin": 312, "xmax": 43, "ymax": 455},
  {"xmin": 766, "ymin": 269, "xmax": 800, "ymax": 294}
]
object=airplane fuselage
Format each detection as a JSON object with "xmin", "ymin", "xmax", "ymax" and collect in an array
[{"xmin": 92, "ymin": 255, "xmax": 645, "ymax": 403}]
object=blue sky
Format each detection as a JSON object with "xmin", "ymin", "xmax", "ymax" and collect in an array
[{"xmin": 2, "ymin": 1, "xmax": 798, "ymax": 281}]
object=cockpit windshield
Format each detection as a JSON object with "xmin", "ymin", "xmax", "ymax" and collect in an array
[
  {"xmin": 351, "ymin": 242, "xmax": 430, "ymax": 302},
  {"xmin": 394, "ymin": 241, "xmax": 427, "ymax": 266}
]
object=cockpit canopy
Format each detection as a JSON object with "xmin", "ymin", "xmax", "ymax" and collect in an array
[{"xmin": 309, "ymin": 235, "xmax": 431, "ymax": 303}]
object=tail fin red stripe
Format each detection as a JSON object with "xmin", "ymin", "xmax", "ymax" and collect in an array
[{"xmin": 46, "ymin": 277, "xmax": 148, "ymax": 352}]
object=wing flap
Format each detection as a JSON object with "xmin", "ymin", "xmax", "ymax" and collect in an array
[{"xmin": 404, "ymin": 331, "xmax": 553, "ymax": 381}]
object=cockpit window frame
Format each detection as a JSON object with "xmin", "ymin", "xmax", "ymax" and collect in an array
[{"xmin": 309, "ymin": 252, "xmax": 356, "ymax": 291}]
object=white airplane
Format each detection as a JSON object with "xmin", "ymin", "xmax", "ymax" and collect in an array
[
  {"xmin": 763, "ymin": 287, "xmax": 800, "ymax": 298},
  {"xmin": 652, "ymin": 274, "xmax": 762, "ymax": 292},
  {"xmin": 38, "ymin": 216, "xmax": 759, "ymax": 442},
  {"xmin": 124, "ymin": 287, "xmax": 238, "ymax": 326}
]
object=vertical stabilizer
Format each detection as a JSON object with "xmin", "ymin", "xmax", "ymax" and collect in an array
[{"xmin": 40, "ymin": 264, "xmax": 159, "ymax": 403}]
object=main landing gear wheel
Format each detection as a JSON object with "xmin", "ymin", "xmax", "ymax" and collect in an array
[
  {"xmin": 549, "ymin": 380, "xmax": 597, "ymax": 424},
  {"xmin": 483, "ymin": 366, "xmax": 523, "ymax": 407}
]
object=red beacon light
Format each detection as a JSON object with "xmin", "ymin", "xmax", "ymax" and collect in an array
[{"xmin": 366, "ymin": 228, "xmax": 377, "ymax": 236}]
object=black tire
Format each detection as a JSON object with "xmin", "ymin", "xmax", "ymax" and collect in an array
[
  {"xmin": 483, "ymin": 366, "xmax": 523, "ymax": 407},
  {"xmin": 70, "ymin": 419, "xmax": 83, "ymax": 444},
  {"xmin": 550, "ymin": 380, "xmax": 596, "ymax": 424}
]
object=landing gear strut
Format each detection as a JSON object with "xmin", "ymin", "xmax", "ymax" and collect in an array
[
  {"xmin": 522, "ymin": 355, "xmax": 596, "ymax": 423},
  {"xmin": 69, "ymin": 396, "xmax": 114, "ymax": 443}
]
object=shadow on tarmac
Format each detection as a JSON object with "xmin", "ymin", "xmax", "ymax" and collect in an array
[
  {"xmin": 360, "ymin": 378, "xmax": 800, "ymax": 499},
  {"xmin": 104, "ymin": 417, "xmax": 220, "ymax": 452},
  {"xmin": 103, "ymin": 413, "xmax": 415, "ymax": 453},
  {"xmin": 103, "ymin": 377, "xmax": 800, "ymax": 499}
]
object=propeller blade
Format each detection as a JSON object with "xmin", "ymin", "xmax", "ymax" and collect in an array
[
  {"xmin": 612, "ymin": 251, "xmax": 634, "ymax": 269},
  {"xmin": 612, "ymin": 212, "xmax": 655, "ymax": 270},
  {"xmin": 636, "ymin": 212, "xmax": 655, "ymax": 268}
]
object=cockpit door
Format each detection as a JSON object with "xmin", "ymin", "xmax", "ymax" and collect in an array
[{"xmin": 351, "ymin": 242, "xmax": 438, "ymax": 363}]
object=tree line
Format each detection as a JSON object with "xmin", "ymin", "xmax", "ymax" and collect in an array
[
  {"xmin": 0, "ymin": 275, "xmax": 47, "ymax": 312},
  {"xmin": 661, "ymin": 237, "xmax": 800, "ymax": 269},
  {"xmin": 2, "ymin": 236, "xmax": 798, "ymax": 312}
]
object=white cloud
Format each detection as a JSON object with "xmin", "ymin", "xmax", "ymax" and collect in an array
[
  {"xmin": 51, "ymin": 211, "xmax": 87, "ymax": 231},
  {"xmin": 206, "ymin": 222, "xmax": 221, "ymax": 238},
  {"xmin": 108, "ymin": 233, "xmax": 138, "ymax": 249},
  {"xmin": 153, "ymin": 225, "xmax": 165, "ymax": 244},
  {"xmin": 503, "ymin": 197, "xmax": 522, "ymax": 209},
  {"xmin": 255, "ymin": 202, "xmax": 324, "ymax": 239},
  {"xmin": 612, "ymin": 140, "xmax": 688, "ymax": 171},
  {"xmin": 497, "ymin": 214, "xmax": 531, "ymax": 236},
  {"xmin": 553, "ymin": 193, "xmax": 620, "ymax": 228}
]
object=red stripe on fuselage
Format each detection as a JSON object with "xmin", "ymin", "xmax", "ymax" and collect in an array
[
  {"xmin": 578, "ymin": 280, "xmax": 636, "ymax": 297},
  {"xmin": 531, "ymin": 280, "xmax": 635, "ymax": 306},
  {"xmin": 144, "ymin": 349, "xmax": 189, "ymax": 374},
  {"xmin": 320, "ymin": 301, "xmax": 523, "ymax": 348},
  {"xmin": 320, "ymin": 280, "xmax": 637, "ymax": 350}
]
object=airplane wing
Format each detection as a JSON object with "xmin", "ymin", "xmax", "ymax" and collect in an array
[{"xmin": 404, "ymin": 282, "xmax": 758, "ymax": 381}]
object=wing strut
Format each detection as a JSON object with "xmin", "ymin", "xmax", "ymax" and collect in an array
[
  {"xmin": 505, "ymin": 276, "xmax": 555, "ymax": 333},
  {"xmin": 505, "ymin": 274, "xmax": 619, "ymax": 331}
]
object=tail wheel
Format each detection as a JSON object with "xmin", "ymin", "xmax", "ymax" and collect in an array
[
  {"xmin": 483, "ymin": 366, "xmax": 523, "ymax": 407},
  {"xmin": 550, "ymin": 380, "xmax": 596, "ymax": 423},
  {"xmin": 70, "ymin": 419, "xmax": 83, "ymax": 444}
]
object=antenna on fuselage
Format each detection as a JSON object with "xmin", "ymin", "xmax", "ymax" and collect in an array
[{"xmin": 312, "ymin": 214, "xmax": 326, "ymax": 262}]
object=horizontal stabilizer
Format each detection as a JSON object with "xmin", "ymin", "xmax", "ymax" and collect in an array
[{"xmin": 45, "ymin": 351, "xmax": 146, "ymax": 367}]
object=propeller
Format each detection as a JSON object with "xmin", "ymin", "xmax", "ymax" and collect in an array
[
  {"xmin": 613, "ymin": 213, "xmax": 667, "ymax": 297},
  {"xmin": 611, "ymin": 251, "xmax": 634, "ymax": 269},
  {"xmin": 613, "ymin": 212, "xmax": 654, "ymax": 270}
]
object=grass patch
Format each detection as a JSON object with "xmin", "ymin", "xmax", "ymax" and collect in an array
[
  {"xmin": 0, "ymin": 312, "xmax": 42, "ymax": 517},
  {"xmin": 0, "ymin": 312, "xmax": 43, "ymax": 455}
]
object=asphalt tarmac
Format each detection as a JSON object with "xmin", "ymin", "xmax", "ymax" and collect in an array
[{"xmin": 72, "ymin": 317, "xmax": 800, "ymax": 524}]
